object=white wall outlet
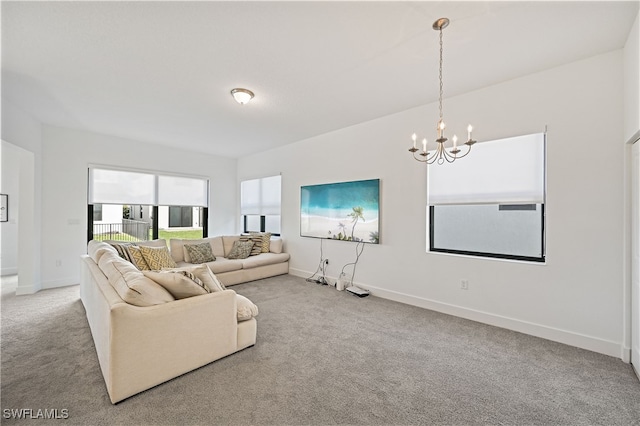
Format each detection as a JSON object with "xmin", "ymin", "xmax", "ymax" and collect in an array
[
  {"xmin": 55, "ymin": 259, "xmax": 62, "ymax": 267},
  {"xmin": 461, "ymin": 279, "xmax": 469, "ymax": 290}
]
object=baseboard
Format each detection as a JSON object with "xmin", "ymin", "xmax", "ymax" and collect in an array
[
  {"xmin": 16, "ymin": 284, "xmax": 38, "ymax": 295},
  {"xmin": 621, "ymin": 345, "xmax": 632, "ymax": 363},
  {"xmin": 41, "ymin": 277, "xmax": 78, "ymax": 290},
  {"xmin": 289, "ymin": 269, "xmax": 624, "ymax": 360},
  {"xmin": 1, "ymin": 267, "xmax": 18, "ymax": 276}
]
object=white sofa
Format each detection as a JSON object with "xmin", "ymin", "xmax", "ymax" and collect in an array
[
  {"xmin": 169, "ymin": 235, "xmax": 290, "ymax": 286},
  {"xmin": 80, "ymin": 240, "xmax": 259, "ymax": 404}
]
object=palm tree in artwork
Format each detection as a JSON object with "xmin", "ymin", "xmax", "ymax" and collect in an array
[
  {"xmin": 337, "ymin": 222, "xmax": 347, "ymax": 240},
  {"xmin": 348, "ymin": 206, "xmax": 365, "ymax": 240}
]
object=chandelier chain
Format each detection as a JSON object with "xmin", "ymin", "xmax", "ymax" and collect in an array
[{"xmin": 438, "ymin": 27, "xmax": 444, "ymax": 121}]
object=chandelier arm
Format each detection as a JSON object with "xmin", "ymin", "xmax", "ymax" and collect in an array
[
  {"xmin": 412, "ymin": 151, "xmax": 430, "ymax": 163},
  {"xmin": 453, "ymin": 145, "xmax": 473, "ymax": 159}
]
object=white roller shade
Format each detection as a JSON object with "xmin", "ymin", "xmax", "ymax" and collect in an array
[
  {"xmin": 89, "ymin": 168, "xmax": 156, "ymax": 205},
  {"xmin": 241, "ymin": 179, "xmax": 261, "ymax": 215},
  {"xmin": 428, "ymin": 133, "xmax": 545, "ymax": 205},
  {"xmin": 241, "ymin": 175, "xmax": 281, "ymax": 215},
  {"xmin": 158, "ymin": 175, "xmax": 208, "ymax": 207}
]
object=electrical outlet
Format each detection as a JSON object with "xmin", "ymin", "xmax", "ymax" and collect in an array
[
  {"xmin": 55, "ymin": 259, "xmax": 62, "ymax": 267},
  {"xmin": 461, "ymin": 280, "xmax": 469, "ymax": 290}
]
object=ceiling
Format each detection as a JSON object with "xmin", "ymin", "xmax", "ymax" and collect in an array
[{"xmin": 2, "ymin": 1, "xmax": 638, "ymax": 158}]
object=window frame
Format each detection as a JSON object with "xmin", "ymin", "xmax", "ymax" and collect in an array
[{"xmin": 427, "ymin": 132, "xmax": 546, "ymax": 263}]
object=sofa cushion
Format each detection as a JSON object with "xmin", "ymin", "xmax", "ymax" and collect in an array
[
  {"xmin": 269, "ymin": 238, "xmax": 283, "ymax": 254},
  {"xmin": 201, "ymin": 258, "xmax": 243, "ymax": 274},
  {"xmin": 240, "ymin": 252, "xmax": 291, "ymax": 269},
  {"xmin": 236, "ymin": 294, "xmax": 259, "ymax": 322},
  {"xmin": 222, "ymin": 236, "xmax": 240, "ymax": 257},
  {"xmin": 184, "ymin": 242, "xmax": 216, "ymax": 264},
  {"xmin": 88, "ymin": 240, "xmax": 118, "ymax": 263},
  {"xmin": 227, "ymin": 240, "xmax": 254, "ymax": 260},
  {"xmin": 167, "ymin": 264, "xmax": 226, "ymax": 293},
  {"xmin": 239, "ymin": 234, "xmax": 263, "ymax": 256},
  {"xmin": 250, "ymin": 232, "xmax": 272, "ymax": 253},
  {"xmin": 139, "ymin": 245, "xmax": 177, "ymax": 270},
  {"xmin": 98, "ymin": 252, "xmax": 175, "ymax": 307},
  {"xmin": 143, "ymin": 270, "xmax": 210, "ymax": 299}
]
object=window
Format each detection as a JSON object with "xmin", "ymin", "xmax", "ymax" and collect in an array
[
  {"xmin": 241, "ymin": 175, "xmax": 281, "ymax": 235},
  {"xmin": 93, "ymin": 204, "xmax": 103, "ymax": 221},
  {"xmin": 88, "ymin": 167, "xmax": 209, "ymax": 243},
  {"xmin": 428, "ymin": 133, "xmax": 545, "ymax": 262}
]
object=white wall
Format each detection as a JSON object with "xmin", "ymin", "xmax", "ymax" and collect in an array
[
  {"xmin": 1, "ymin": 100, "xmax": 43, "ymax": 293},
  {"xmin": 1, "ymin": 141, "xmax": 21, "ymax": 275},
  {"xmin": 40, "ymin": 125, "xmax": 238, "ymax": 289},
  {"xmin": 239, "ymin": 50, "xmax": 627, "ymax": 358},
  {"xmin": 624, "ymin": 11, "xmax": 639, "ymax": 143}
]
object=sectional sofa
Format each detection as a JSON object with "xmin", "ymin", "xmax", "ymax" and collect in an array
[{"xmin": 80, "ymin": 235, "xmax": 289, "ymax": 403}]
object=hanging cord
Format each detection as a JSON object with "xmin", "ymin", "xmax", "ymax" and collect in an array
[
  {"xmin": 305, "ymin": 238, "xmax": 326, "ymax": 283},
  {"xmin": 339, "ymin": 242, "xmax": 365, "ymax": 286}
]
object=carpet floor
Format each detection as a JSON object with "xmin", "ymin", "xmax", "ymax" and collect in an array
[{"xmin": 1, "ymin": 274, "xmax": 639, "ymax": 425}]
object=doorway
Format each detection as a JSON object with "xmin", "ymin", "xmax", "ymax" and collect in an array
[{"xmin": 632, "ymin": 140, "xmax": 639, "ymax": 376}]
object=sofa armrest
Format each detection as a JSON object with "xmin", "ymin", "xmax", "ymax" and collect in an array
[{"xmin": 107, "ymin": 290, "xmax": 238, "ymax": 403}]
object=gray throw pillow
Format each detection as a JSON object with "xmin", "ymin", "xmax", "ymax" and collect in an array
[
  {"xmin": 227, "ymin": 240, "xmax": 254, "ymax": 260},
  {"xmin": 184, "ymin": 242, "xmax": 216, "ymax": 264}
]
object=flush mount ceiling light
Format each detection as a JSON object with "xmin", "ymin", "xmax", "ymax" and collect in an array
[
  {"xmin": 408, "ymin": 18, "xmax": 476, "ymax": 165},
  {"xmin": 231, "ymin": 88, "xmax": 254, "ymax": 105}
]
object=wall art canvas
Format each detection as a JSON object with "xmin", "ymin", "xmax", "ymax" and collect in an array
[{"xmin": 300, "ymin": 179, "xmax": 379, "ymax": 244}]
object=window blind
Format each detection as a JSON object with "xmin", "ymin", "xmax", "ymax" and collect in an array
[
  {"xmin": 241, "ymin": 175, "xmax": 281, "ymax": 215},
  {"xmin": 158, "ymin": 175, "xmax": 208, "ymax": 207},
  {"xmin": 88, "ymin": 168, "xmax": 156, "ymax": 205},
  {"xmin": 428, "ymin": 133, "xmax": 545, "ymax": 205},
  {"xmin": 89, "ymin": 167, "xmax": 208, "ymax": 206}
]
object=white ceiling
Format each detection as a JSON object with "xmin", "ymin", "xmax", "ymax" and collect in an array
[{"xmin": 2, "ymin": 1, "xmax": 638, "ymax": 158}]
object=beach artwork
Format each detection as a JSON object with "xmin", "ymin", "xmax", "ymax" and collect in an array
[{"xmin": 300, "ymin": 179, "xmax": 380, "ymax": 244}]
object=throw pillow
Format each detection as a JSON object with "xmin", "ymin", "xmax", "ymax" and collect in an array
[
  {"xmin": 165, "ymin": 264, "xmax": 226, "ymax": 293},
  {"xmin": 143, "ymin": 270, "xmax": 210, "ymax": 299},
  {"xmin": 239, "ymin": 234, "xmax": 263, "ymax": 256},
  {"xmin": 227, "ymin": 240, "xmax": 254, "ymax": 260},
  {"xmin": 108, "ymin": 242, "xmax": 135, "ymax": 262},
  {"xmin": 98, "ymin": 252, "xmax": 175, "ymax": 306},
  {"xmin": 236, "ymin": 294, "xmax": 259, "ymax": 322},
  {"xmin": 126, "ymin": 245, "xmax": 151, "ymax": 270},
  {"xmin": 184, "ymin": 242, "xmax": 216, "ymax": 264},
  {"xmin": 250, "ymin": 232, "xmax": 272, "ymax": 253},
  {"xmin": 139, "ymin": 245, "xmax": 177, "ymax": 270}
]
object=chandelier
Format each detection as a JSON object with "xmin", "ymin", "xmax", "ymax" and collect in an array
[{"xmin": 409, "ymin": 18, "xmax": 476, "ymax": 164}]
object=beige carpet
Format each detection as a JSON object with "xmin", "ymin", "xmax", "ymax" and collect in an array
[{"xmin": 2, "ymin": 274, "xmax": 640, "ymax": 425}]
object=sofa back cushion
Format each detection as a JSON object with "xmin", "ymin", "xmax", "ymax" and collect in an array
[
  {"xmin": 143, "ymin": 270, "xmax": 210, "ymax": 299},
  {"xmin": 169, "ymin": 237, "xmax": 224, "ymax": 262},
  {"xmin": 222, "ymin": 236, "xmax": 240, "ymax": 257},
  {"xmin": 88, "ymin": 240, "xmax": 118, "ymax": 263},
  {"xmin": 269, "ymin": 238, "xmax": 283, "ymax": 254},
  {"xmin": 98, "ymin": 252, "xmax": 175, "ymax": 307}
]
